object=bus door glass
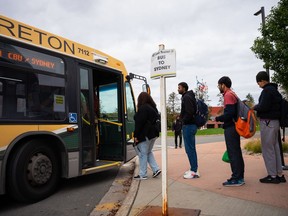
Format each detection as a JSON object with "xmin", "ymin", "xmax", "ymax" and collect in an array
[
  {"xmin": 98, "ymin": 81, "xmax": 123, "ymax": 161},
  {"xmin": 125, "ymin": 82, "xmax": 136, "ymax": 161},
  {"xmin": 79, "ymin": 67, "xmax": 96, "ymax": 168}
]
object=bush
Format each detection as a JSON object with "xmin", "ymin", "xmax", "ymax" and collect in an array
[{"xmin": 244, "ymin": 139, "xmax": 288, "ymax": 154}]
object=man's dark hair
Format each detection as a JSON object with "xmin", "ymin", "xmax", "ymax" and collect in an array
[
  {"xmin": 218, "ymin": 76, "xmax": 232, "ymax": 88},
  {"xmin": 178, "ymin": 82, "xmax": 188, "ymax": 91},
  {"xmin": 256, "ymin": 71, "xmax": 269, "ymax": 82}
]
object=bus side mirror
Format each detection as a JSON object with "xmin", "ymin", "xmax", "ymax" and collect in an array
[{"xmin": 142, "ymin": 84, "xmax": 151, "ymax": 95}]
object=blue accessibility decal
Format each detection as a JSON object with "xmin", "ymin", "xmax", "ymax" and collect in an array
[{"xmin": 69, "ymin": 113, "xmax": 77, "ymax": 123}]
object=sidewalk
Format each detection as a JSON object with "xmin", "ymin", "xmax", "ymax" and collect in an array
[{"xmin": 126, "ymin": 139, "xmax": 288, "ymax": 216}]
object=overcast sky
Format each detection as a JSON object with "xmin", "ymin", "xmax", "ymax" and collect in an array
[{"xmin": 1, "ymin": 0, "xmax": 280, "ymax": 108}]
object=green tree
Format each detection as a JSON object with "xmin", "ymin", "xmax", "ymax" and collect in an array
[
  {"xmin": 166, "ymin": 92, "xmax": 180, "ymax": 129},
  {"xmin": 245, "ymin": 93, "xmax": 255, "ymax": 108},
  {"xmin": 251, "ymin": 0, "xmax": 288, "ymax": 93}
]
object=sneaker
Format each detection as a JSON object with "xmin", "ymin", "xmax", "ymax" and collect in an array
[
  {"xmin": 223, "ymin": 178, "xmax": 245, "ymax": 187},
  {"xmin": 134, "ymin": 175, "xmax": 148, "ymax": 180},
  {"xmin": 259, "ymin": 175, "xmax": 280, "ymax": 184},
  {"xmin": 277, "ymin": 175, "xmax": 286, "ymax": 183},
  {"xmin": 183, "ymin": 170, "xmax": 200, "ymax": 179},
  {"xmin": 184, "ymin": 169, "xmax": 191, "ymax": 175},
  {"xmin": 153, "ymin": 169, "xmax": 162, "ymax": 178}
]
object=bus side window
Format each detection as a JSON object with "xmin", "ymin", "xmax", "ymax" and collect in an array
[{"xmin": 27, "ymin": 73, "xmax": 41, "ymax": 113}]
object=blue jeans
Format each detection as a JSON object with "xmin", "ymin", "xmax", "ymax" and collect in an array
[
  {"xmin": 182, "ymin": 124, "xmax": 198, "ymax": 172},
  {"xmin": 135, "ymin": 137, "xmax": 159, "ymax": 177}
]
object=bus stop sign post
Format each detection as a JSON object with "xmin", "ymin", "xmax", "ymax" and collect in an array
[
  {"xmin": 160, "ymin": 76, "xmax": 168, "ymax": 215},
  {"xmin": 151, "ymin": 44, "xmax": 176, "ymax": 216}
]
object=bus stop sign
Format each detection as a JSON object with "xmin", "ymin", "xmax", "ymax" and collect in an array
[{"xmin": 151, "ymin": 49, "xmax": 176, "ymax": 79}]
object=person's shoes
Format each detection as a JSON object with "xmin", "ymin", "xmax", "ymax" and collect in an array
[
  {"xmin": 153, "ymin": 169, "xmax": 162, "ymax": 178},
  {"xmin": 223, "ymin": 178, "xmax": 245, "ymax": 187},
  {"xmin": 183, "ymin": 170, "xmax": 200, "ymax": 179},
  {"xmin": 134, "ymin": 175, "xmax": 148, "ymax": 180},
  {"xmin": 179, "ymin": 145, "xmax": 182, "ymax": 148},
  {"xmin": 184, "ymin": 169, "xmax": 192, "ymax": 175},
  {"xmin": 277, "ymin": 175, "xmax": 286, "ymax": 183},
  {"xmin": 175, "ymin": 146, "xmax": 177, "ymax": 149},
  {"xmin": 259, "ymin": 175, "xmax": 280, "ymax": 184}
]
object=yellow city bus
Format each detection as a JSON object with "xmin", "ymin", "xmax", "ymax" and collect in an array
[{"xmin": 0, "ymin": 15, "xmax": 149, "ymax": 203}]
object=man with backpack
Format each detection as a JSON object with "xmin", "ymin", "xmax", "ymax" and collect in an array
[
  {"xmin": 253, "ymin": 71, "xmax": 286, "ymax": 184},
  {"xmin": 178, "ymin": 82, "xmax": 200, "ymax": 179},
  {"xmin": 215, "ymin": 76, "xmax": 245, "ymax": 186}
]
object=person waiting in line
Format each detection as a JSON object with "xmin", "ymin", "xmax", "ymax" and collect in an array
[
  {"xmin": 172, "ymin": 115, "xmax": 182, "ymax": 149},
  {"xmin": 178, "ymin": 82, "xmax": 200, "ymax": 179},
  {"xmin": 253, "ymin": 71, "xmax": 286, "ymax": 184},
  {"xmin": 215, "ymin": 76, "xmax": 245, "ymax": 186},
  {"xmin": 133, "ymin": 92, "xmax": 161, "ymax": 180}
]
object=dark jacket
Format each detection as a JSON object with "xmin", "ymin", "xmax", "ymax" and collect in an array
[
  {"xmin": 215, "ymin": 89, "xmax": 237, "ymax": 129},
  {"xmin": 172, "ymin": 119, "xmax": 182, "ymax": 133},
  {"xmin": 134, "ymin": 104, "xmax": 159, "ymax": 144},
  {"xmin": 254, "ymin": 83, "xmax": 282, "ymax": 120},
  {"xmin": 180, "ymin": 90, "xmax": 197, "ymax": 125}
]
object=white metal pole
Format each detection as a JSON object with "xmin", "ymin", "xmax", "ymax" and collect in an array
[{"xmin": 160, "ymin": 76, "xmax": 168, "ymax": 215}]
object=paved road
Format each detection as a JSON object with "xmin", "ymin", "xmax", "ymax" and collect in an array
[{"xmin": 0, "ymin": 167, "xmax": 119, "ymax": 216}]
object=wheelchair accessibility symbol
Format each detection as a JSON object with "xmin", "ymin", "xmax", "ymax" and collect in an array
[{"xmin": 69, "ymin": 113, "xmax": 77, "ymax": 123}]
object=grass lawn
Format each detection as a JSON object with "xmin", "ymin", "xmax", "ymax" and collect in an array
[
  {"xmin": 167, "ymin": 128, "xmax": 224, "ymax": 136},
  {"xmin": 166, "ymin": 125, "xmax": 260, "ymax": 137}
]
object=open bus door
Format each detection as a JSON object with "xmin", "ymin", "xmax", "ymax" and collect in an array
[{"xmin": 79, "ymin": 66, "xmax": 125, "ymax": 172}]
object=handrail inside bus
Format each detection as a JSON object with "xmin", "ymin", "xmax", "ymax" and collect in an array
[
  {"xmin": 98, "ymin": 118, "xmax": 123, "ymax": 126},
  {"xmin": 81, "ymin": 117, "xmax": 122, "ymax": 127}
]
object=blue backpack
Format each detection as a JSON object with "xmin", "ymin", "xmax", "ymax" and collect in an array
[{"xmin": 194, "ymin": 99, "xmax": 209, "ymax": 127}]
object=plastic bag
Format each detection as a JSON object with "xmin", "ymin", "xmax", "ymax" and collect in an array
[{"xmin": 222, "ymin": 150, "xmax": 230, "ymax": 163}]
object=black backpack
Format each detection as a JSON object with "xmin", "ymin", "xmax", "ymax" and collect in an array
[
  {"xmin": 154, "ymin": 113, "xmax": 161, "ymax": 133},
  {"xmin": 194, "ymin": 99, "xmax": 209, "ymax": 127}
]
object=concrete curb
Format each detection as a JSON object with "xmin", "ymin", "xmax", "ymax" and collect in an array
[
  {"xmin": 90, "ymin": 158, "xmax": 139, "ymax": 216},
  {"xmin": 115, "ymin": 157, "xmax": 140, "ymax": 216}
]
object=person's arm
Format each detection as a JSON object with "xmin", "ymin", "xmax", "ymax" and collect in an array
[
  {"xmin": 215, "ymin": 93, "xmax": 237, "ymax": 122},
  {"xmin": 253, "ymin": 89, "xmax": 271, "ymax": 112},
  {"xmin": 134, "ymin": 107, "xmax": 148, "ymax": 143},
  {"xmin": 216, "ymin": 104, "xmax": 236, "ymax": 122}
]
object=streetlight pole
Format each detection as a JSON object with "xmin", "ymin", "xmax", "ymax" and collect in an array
[{"xmin": 254, "ymin": 6, "xmax": 270, "ymax": 81}]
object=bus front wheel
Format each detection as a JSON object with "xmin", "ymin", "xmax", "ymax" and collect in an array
[{"xmin": 7, "ymin": 140, "xmax": 60, "ymax": 203}]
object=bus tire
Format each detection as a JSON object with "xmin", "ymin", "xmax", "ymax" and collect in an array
[{"xmin": 7, "ymin": 139, "xmax": 60, "ymax": 203}]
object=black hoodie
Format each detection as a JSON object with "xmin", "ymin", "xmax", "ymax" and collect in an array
[
  {"xmin": 180, "ymin": 90, "xmax": 197, "ymax": 125},
  {"xmin": 254, "ymin": 83, "xmax": 282, "ymax": 120}
]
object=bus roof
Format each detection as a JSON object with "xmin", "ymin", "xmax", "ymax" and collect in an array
[{"xmin": 0, "ymin": 15, "xmax": 126, "ymax": 71}]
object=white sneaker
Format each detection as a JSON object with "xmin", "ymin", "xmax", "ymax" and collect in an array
[
  {"xmin": 183, "ymin": 170, "xmax": 200, "ymax": 179},
  {"xmin": 184, "ymin": 169, "xmax": 190, "ymax": 175}
]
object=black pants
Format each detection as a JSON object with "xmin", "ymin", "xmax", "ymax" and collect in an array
[
  {"xmin": 224, "ymin": 125, "xmax": 244, "ymax": 180},
  {"xmin": 174, "ymin": 132, "xmax": 182, "ymax": 147}
]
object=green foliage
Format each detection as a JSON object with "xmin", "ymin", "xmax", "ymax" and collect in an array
[
  {"xmin": 245, "ymin": 93, "xmax": 255, "ymax": 108},
  {"xmin": 167, "ymin": 128, "xmax": 224, "ymax": 136},
  {"xmin": 251, "ymin": 0, "xmax": 288, "ymax": 93},
  {"xmin": 244, "ymin": 139, "xmax": 288, "ymax": 153},
  {"xmin": 166, "ymin": 92, "xmax": 181, "ymax": 129}
]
